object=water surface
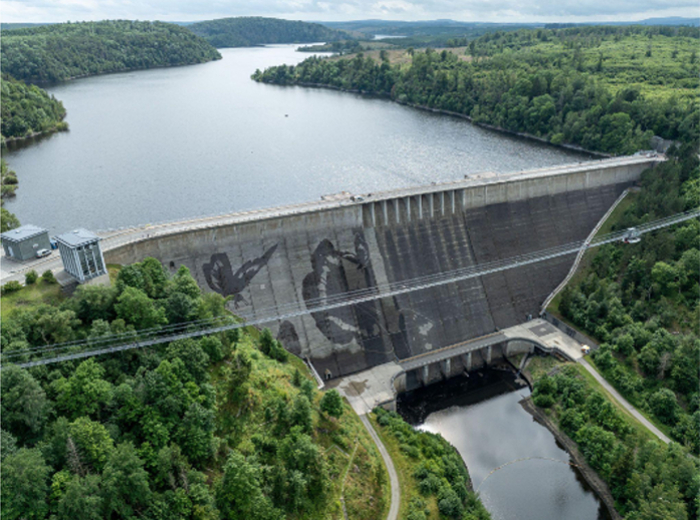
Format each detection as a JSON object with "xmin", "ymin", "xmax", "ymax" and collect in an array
[
  {"xmin": 401, "ymin": 372, "xmax": 610, "ymax": 520},
  {"xmin": 5, "ymin": 45, "xmax": 591, "ymax": 233}
]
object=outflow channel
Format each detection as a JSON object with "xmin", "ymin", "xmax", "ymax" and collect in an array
[{"xmin": 399, "ymin": 370, "xmax": 612, "ymax": 520}]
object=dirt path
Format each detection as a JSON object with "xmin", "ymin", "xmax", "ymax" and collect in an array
[
  {"xmin": 360, "ymin": 414, "xmax": 400, "ymax": 520},
  {"xmin": 579, "ymin": 358, "xmax": 670, "ymax": 444}
]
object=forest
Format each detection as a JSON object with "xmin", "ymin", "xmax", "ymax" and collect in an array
[
  {"xmin": 253, "ymin": 25, "xmax": 699, "ymax": 155},
  {"xmin": 1, "ymin": 20, "xmax": 221, "ymax": 83},
  {"xmin": 1, "ymin": 75, "xmax": 67, "ymax": 142},
  {"xmin": 556, "ymin": 142, "xmax": 699, "ymax": 453},
  {"xmin": 187, "ymin": 17, "xmax": 356, "ymax": 48},
  {"xmin": 531, "ymin": 363, "xmax": 699, "ymax": 519},
  {"xmin": 0, "ymin": 259, "xmax": 400, "ymax": 520}
]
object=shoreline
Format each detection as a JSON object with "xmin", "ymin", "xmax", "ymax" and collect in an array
[
  {"xmin": 274, "ymin": 80, "xmax": 610, "ymax": 159},
  {"xmin": 519, "ymin": 397, "xmax": 622, "ymax": 520},
  {"xmin": 3, "ymin": 123, "xmax": 68, "ymax": 148},
  {"xmin": 27, "ymin": 57, "xmax": 222, "ymax": 88}
]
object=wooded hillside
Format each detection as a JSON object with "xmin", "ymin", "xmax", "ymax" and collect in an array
[
  {"xmin": 188, "ymin": 17, "xmax": 355, "ymax": 48},
  {"xmin": 1, "ymin": 75, "xmax": 67, "ymax": 141},
  {"xmin": 1, "ymin": 20, "xmax": 221, "ymax": 83},
  {"xmin": 253, "ymin": 25, "xmax": 699, "ymax": 156}
]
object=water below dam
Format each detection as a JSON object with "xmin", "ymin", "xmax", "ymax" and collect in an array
[
  {"xmin": 5, "ymin": 44, "xmax": 592, "ymax": 234},
  {"xmin": 399, "ymin": 370, "xmax": 611, "ymax": 520}
]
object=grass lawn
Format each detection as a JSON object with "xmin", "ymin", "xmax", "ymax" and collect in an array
[{"xmin": 1, "ymin": 280, "xmax": 63, "ymax": 319}]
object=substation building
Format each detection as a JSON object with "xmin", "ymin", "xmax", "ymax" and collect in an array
[
  {"xmin": 0, "ymin": 224, "xmax": 51, "ymax": 261},
  {"xmin": 56, "ymin": 228, "xmax": 107, "ymax": 282}
]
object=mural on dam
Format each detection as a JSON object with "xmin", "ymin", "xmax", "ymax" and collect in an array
[
  {"xmin": 297, "ymin": 233, "xmax": 434, "ymax": 371},
  {"xmin": 302, "ymin": 236, "xmax": 375, "ymax": 345},
  {"xmin": 202, "ymin": 244, "xmax": 278, "ymax": 308},
  {"xmin": 277, "ymin": 320, "xmax": 302, "ymax": 356}
]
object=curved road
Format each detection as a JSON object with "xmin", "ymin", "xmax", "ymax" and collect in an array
[
  {"xmin": 580, "ymin": 358, "xmax": 670, "ymax": 444},
  {"xmin": 360, "ymin": 415, "xmax": 400, "ymax": 520}
]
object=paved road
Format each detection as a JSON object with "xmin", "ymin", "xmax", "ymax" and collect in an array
[
  {"xmin": 579, "ymin": 358, "xmax": 670, "ymax": 444},
  {"xmin": 360, "ymin": 415, "xmax": 400, "ymax": 520}
]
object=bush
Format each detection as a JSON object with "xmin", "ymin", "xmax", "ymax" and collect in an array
[
  {"xmin": 418, "ymin": 473, "xmax": 441, "ymax": 495},
  {"xmin": 649, "ymin": 388, "xmax": 680, "ymax": 426},
  {"xmin": 533, "ymin": 393, "xmax": 555, "ymax": 408},
  {"xmin": 319, "ymin": 389, "xmax": 343, "ymax": 418},
  {"xmin": 41, "ymin": 270, "xmax": 57, "ymax": 284},
  {"xmin": 1, "ymin": 280, "xmax": 22, "ymax": 295},
  {"xmin": 25, "ymin": 270, "xmax": 38, "ymax": 285},
  {"xmin": 259, "ymin": 328, "xmax": 288, "ymax": 362}
]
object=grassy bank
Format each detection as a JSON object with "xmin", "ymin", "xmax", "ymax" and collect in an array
[{"xmin": 371, "ymin": 408, "xmax": 491, "ymax": 520}]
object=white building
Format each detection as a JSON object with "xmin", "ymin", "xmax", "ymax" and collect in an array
[{"xmin": 56, "ymin": 228, "xmax": 107, "ymax": 282}]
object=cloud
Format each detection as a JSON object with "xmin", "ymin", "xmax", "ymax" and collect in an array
[{"xmin": 2, "ymin": 0, "xmax": 698, "ymax": 23}]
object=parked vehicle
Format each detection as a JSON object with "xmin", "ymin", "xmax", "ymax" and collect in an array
[
  {"xmin": 36, "ymin": 248, "xmax": 52, "ymax": 258},
  {"xmin": 49, "ymin": 238, "xmax": 58, "ymax": 250}
]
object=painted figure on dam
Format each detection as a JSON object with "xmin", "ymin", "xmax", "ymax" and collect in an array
[{"xmin": 202, "ymin": 244, "xmax": 278, "ymax": 308}]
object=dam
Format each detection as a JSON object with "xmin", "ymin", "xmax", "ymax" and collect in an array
[{"xmin": 103, "ymin": 155, "xmax": 661, "ymax": 377}]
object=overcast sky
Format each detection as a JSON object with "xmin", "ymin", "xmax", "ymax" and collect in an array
[{"xmin": 2, "ymin": 0, "xmax": 698, "ymax": 24}]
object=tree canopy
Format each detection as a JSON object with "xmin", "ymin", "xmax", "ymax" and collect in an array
[
  {"xmin": 1, "ymin": 20, "xmax": 221, "ymax": 83},
  {"xmin": 253, "ymin": 25, "xmax": 699, "ymax": 155},
  {"xmin": 0, "ymin": 257, "xmax": 400, "ymax": 520},
  {"xmin": 188, "ymin": 17, "xmax": 356, "ymax": 48}
]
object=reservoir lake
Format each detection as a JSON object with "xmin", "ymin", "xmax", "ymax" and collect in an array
[{"xmin": 5, "ymin": 44, "xmax": 591, "ymax": 234}]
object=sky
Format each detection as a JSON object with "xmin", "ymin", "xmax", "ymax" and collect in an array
[{"xmin": 2, "ymin": 0, "xmax": 698, "ymax": 24}]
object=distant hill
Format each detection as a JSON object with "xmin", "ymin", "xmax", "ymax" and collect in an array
[
  {"xmin": 1, "ymin": 22, "xmax": 53, "ymax": 30},
  {"xmin": 320, "ymin": 17, "xmax": 700, "ymax": 36},
  {"xmin": 637, "ymin": 16, "xmax": 700, "ymax": 26},
  {"xmin": 187, "ymin": 16, "xmax": 357, "ymax": 47},
  {"xmin": 1, "ymin": 20, "xmax": 221, "ymax": 83},
  {"xmin": 320, "ymin": 19, "xmax": 541, "ymax": 36}
]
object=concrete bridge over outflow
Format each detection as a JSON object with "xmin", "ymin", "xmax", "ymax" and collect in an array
[
  {"xmin": 331, "ymin": 318, "xmax": 585, "ymax": 415},
  {"xmin": 2, "ymin": 155, "xmax": 661, "ymax": 379}
]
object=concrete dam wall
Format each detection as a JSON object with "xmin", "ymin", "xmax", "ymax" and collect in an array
[{"xmin": 105, "ymin": 157, "xmax": 657, "ymax": 377}]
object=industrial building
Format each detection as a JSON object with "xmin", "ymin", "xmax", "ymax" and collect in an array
[
  {"xmin": 55, "ymin": 228, "xmax": 107, "ymax": 282},
  {"xmin": 0, "ymin": 224, "xmax": 51, "ymax": 261}
]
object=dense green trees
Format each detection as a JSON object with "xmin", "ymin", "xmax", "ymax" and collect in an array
[
  {"xmin": 1, "ymin": 20, "xmax": 221, "ymax": 84},
  {"xmin": 0, "ymin": 257, "xmax": 399, "ymax": 519},
  {"xmin": 188, "ymin": 17, "xmax": 354, "ymax": 48},
  {"xmin": 254, "ymin": 25, "xmax": 698, "ymax": 155},
  {"xmin": 374, "ymin": 408, "xmax": 491, "ymax": 520},
  {"xmin": 532, "ymin": 365, "xmax": 699, "ymax": 519},
  {"xmin": 557, "ymin": 145, "xmax": 700, "ymax": 453},
  {"xmin": 1, "ymin": 75, "xmax": 66, "ymax": 141},
  {"xmin": 1, "ymin": 157, "xmax": 22, "ymax": 233}
]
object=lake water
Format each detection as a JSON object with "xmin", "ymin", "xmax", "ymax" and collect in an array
[
  {"xmin": 4, "ymin": 44, "xmax": 591, "ymax": 234},
  {"xmin": 400, "ymin": 371, "xmax": 610, "ymax": 520}
]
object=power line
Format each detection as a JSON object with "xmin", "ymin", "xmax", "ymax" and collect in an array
[{"xmin": 3, "ymin": 208, "xmax": 697, "ymax": 369}]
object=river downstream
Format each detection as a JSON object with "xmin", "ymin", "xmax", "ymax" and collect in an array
[
  {"xmin": 399, "ymin": 371, "xmax": 611, "ymax": 520},
  {"xmin": 5, "ymin": 44, "xmax": 592, "ymax": 234}
]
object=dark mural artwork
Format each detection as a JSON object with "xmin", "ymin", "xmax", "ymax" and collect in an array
[
  {"xmin": 277, "ymin": 320, "xmax": 302, "ymax": 356},
  {"xmin": 299, "ymin": 233, "xmax": 433, "ymax": 372},
  {"xmin": 202, "ymin": 243, "xmax": 278, "ymax": 308},
  {"xmin": 200, "ymin": 233, "xmax": 439, "ymax": 375}
]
